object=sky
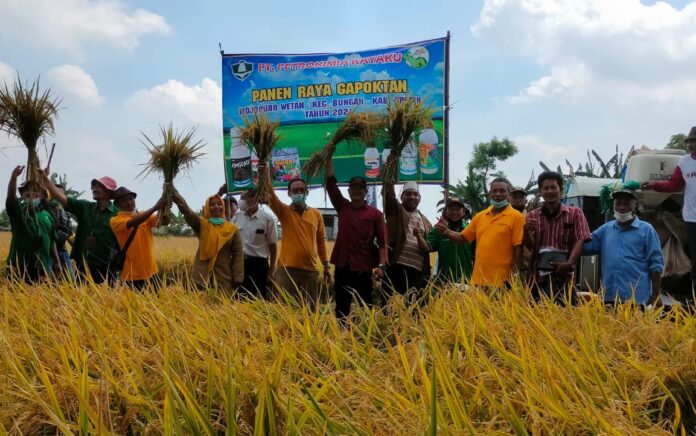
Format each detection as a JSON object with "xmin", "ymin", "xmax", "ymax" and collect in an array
[{"xmin": 1, "ymin": 0, "xmax": 696, "ymax": 220}]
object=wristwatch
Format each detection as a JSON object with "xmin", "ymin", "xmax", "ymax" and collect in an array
[{"xmin": 377, "ymin": 264, "xmax": 386, "ymax": 270}]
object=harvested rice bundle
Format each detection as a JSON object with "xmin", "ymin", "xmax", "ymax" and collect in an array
[
  {"xmin": 302, "ymin": 110, "xmax": 380, "ymax": 182},
  {"xmin": 139, "ymin": 124, "xmax": 205, "ymax": 226},
  {"xmin": 380, "ymin": 97, "xmax": 436, "ymax": 185},
  {"xmin": 238, "ymin": 113, "xmax": 280, "ymax": 202},
  {"xmin": 0, "ymin": 76, "xmax": 61, "ymax": 184}
]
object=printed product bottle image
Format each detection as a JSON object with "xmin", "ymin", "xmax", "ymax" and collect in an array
[
  {"xmin": 364, "ymin": 145, "xmax": 380, "ymax": 179},
  {"xmin": 418, "ymin": 128, "xmax": 439, "ymax": 175},
  {"xmin": 399, "ymin": 140, "xmax": 418, "ymax": 176},
  {"xmin": 230, "ymin": 127, "xmax": 252, "ymax": 188}
]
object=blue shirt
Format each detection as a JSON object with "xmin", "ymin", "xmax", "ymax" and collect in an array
[{"xmin": 582, "ymin": 217, "xmax": 664, "ymax": 304}]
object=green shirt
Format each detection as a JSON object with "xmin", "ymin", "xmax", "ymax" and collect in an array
[
  {"xmin": 6, "ymin": 198, "xmax": 55, "ymax": 272},
  {"xmin": 65, "ymin": 197, "xmax": 118, "ymax": 267},
  {"xmin": 426, "ymin": 220, "xmax": 474, "ymax": 283}
]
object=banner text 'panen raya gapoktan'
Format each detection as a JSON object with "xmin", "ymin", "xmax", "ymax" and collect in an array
[{"xmin": 221, "ymin": 37, "xmax": 448, "ymax": 191}]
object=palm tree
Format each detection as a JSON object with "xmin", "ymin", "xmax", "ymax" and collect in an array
[{"xmin": 0, "ymin": 76, "xmax": 61, "ymax": 183}]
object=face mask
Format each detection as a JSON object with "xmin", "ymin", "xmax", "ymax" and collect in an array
[
  {"xmin": 291, "ymin": 193, "xmax": 306, "ymax": 206},
  {"xmin": 31, "ymin": 198, "xmax": 42, "ymax": 209},
  {"xmin": 237, "ymin": 199, "xmax": 248, "ymax": 212},
  {"xmin": 208, "ymin": 217, "xmax": 225, "ymax": 225},
  {"xmin": 614, "ymin": 210, "xmax": 634, "ymax": 223},
  {"xmin": 489, "ymin": 198, "xmax": 509, "ymax": 209}
]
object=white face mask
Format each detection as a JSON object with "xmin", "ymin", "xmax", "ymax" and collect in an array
[
  {"xmin": 237, "ymin": 198, "xmax": 248, "ymax": 212},
  {"xmin": 614, "ymin": 210, "xmax": 634, "ymax": 223}
]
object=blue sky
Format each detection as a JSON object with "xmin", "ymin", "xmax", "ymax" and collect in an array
[{"xmin": 2, "ymin": 0, "xmax": 696, "ymax": 218}]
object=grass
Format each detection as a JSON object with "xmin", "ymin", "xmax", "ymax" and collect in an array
[{"xmin": 0, "ymin": 231, "xmax": 695, "ymax": 434}]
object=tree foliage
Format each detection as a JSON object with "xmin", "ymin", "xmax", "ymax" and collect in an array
[
  {"xmin": 445, "ymin": 137, "xmax": 518, "ymax": 214},
  {"xmin": 665, "ymin": 133, "xmax": 687, "ymax": 151}
]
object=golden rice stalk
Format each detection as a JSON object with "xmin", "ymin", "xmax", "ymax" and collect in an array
[
  {"xmin": 302, "ymin": 110, "xmax": 380, "ymax": 182},
  {"xmin": 0, "ymin": 75, "xmax": 61, "ymax": 183},
  {"xmin": 380, "ymin": 97, "xmax": 436, "ymax": 185},
  {"xmin": 139, "ymin": 124, "xmax": 206, "ymax": 225},
  {"xmin": 238, "ymin": 113, "xmax": 280, "ymax": 202}
]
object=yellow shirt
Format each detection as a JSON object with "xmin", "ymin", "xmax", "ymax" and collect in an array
[
  {"xmin": 461, "ymin": 205, "xmax": 524, "ymax": 286},
  {"xmin": 110, "ymin": 213, "xmax": 158, "ymax": 281},
  {"xmin": 268, "ymin": 188, "xmax": 328, "ymax": 272}
]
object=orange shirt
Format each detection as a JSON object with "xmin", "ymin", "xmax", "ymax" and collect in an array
[
  {"xmin": 268, "ymin": 187, "xmax": 328, "ymax": 272},
  {"xmin": 110, "ymin": 213, "xmax": 158, "ymax": 281},
  {"xmin": 461, "ymin": 205, "xmax": 524, "ymax": 286}
]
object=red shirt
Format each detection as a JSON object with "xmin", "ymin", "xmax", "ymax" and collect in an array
[{"xmin": 326, "ymin": 176, "xmax": 386, "ymax": 271}]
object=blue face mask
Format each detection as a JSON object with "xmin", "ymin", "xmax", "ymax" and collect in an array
[
  {"xmin": 31, "ymin": 198, "xmax": 42, "ymax": 209},
  {"xmin": 490, "ymin": 198, "xmax": 509, "ymax": 209},
  {"xmin": 291, "ymin": 193, "xmax": 306, "ymax": 206},
  {"xmin": 208, "ymin": 217, "xmax": 225, "ymax": 225}
]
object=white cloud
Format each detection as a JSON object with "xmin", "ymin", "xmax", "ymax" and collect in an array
[
  {"xmin": 126, "ymin": 78, "xmax": 222, "ymax": 127},
  {"xmin": 0, "ymin": 61, "xmax": 15, "ymax": 84},
  {"xmin": 473, "ymin": 0, "xmax": 696, "ymax": 105},
  {"xmin": 508, "ymin": 63, "xmax": 591, "ymax": 104},
  {"xmin": 47, "ymin": 65, "xmax": 103, "ymax": 107},
  {"xmin": 359, "ymin": 69, "xmax": 393, "ymax": 81},
  {"xmin": 0, "ymin": 0, "xmax": 171, "ymax": 55}
]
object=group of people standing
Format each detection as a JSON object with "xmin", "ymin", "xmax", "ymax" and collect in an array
[{"xmin": 4, "ymin": 128, "xmax": 695, "ymax": 319}]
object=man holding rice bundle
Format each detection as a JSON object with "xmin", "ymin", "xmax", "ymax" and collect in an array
[
  {"xmin": 259, "ymin": 163, "xmax": 330, "ymax": 309},
  {"xmin": 382, "ymin": 179, "xmax": 432, "ymax": 302},
  {"xmin": 172, "ymin": 188, "xmax": 244, "ymax": 295},
  {"xmin": 5, "ymin": 165, "xmax": 57, "ymax": 283},
  {"xmin": 325, "ymin": 156, "xmax": 387, "ymax": 320},
  {"xmin": 110, "ymin": 187, "xmax": 166, "ymax": 291},
  {"xmin": 40, "ymin": 171, "xmax": 119, "ymax": 284}
]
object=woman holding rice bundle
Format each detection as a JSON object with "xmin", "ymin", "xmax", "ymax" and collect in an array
[{"xmin": 171, "ymin": 187, "xmax": 244, "ymax": 294}]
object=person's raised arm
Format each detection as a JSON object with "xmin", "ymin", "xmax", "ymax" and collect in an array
[
  {"xmin": 126, "ymin": 197, "xmax": 168, "ymax": 229},
  {"xmin": 37, "ymin": 169, "xmax": 67, "ymax": 206},
  {"xmin": 6, "ymin": 165, "xmax": 23, "ymax": 208},
  {"xmin": 436, "ymin": 217, "xmax": 469, "ymax": 244},
  {"xmin": 325, "ymin": 156, "xmax": 346, "ymax": 211},
  {"xmin": 642, "ymin": 166, "xmax": 685, "ymax": 193},
  {"xmin": 257, "ymin": 162, "xmax": 283, "ymax": 215},
  {"xmin": 171, "ymin": 188, "xmax": 201, "ymax": 234}
]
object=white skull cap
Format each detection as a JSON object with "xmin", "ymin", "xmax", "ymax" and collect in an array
[{"xmin": 401, "ymin": 181, "xmax": 419, "ymax": 197}]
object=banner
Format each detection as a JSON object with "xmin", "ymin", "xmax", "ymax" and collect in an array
[{"xmin": 221, "ymin": 37, "xmax": 448, "ymax": 190}]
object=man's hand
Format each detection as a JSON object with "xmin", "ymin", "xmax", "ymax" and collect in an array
[
  {"xmin": 551, "ymin": 261, "xmax": 575, "ymax": 275},
  {"xmin": 268, "ymin": 266, "xmax": 277, "ymax": 281},
  {"xmin": 434, "ymin": 217, "xmax": 448, "ymax": 234},
  {"xmin": 11, "ymin": 165, "xmax": 24, "ymax": 179},
  {"xmin": 154, "ymin": 197, "xmax": 168, "ymax": 210},
  {"xmin": 323, "ymin": 263, "xmax": 332, "ymax": 284},
  {"xmin": 413, "ymin": 227, "xmax": 423, "ymax": 238},
  {"xmin": 373, "ymin": 266, "xmax": 385, "ymax": 280},
  {"xmin": 641, "ymin": 182, "xmax": 654, "ymax": 191},
  {"xmin": 217, "ymin": 183, "xmax": 228, "ymax": 197}
]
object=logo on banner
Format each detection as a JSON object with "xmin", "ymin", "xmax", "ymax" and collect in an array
[
  {"xmin": 404, "ymin": 47, "xmax": 429, "ymax": 69},
  {"xmin": 231, "ymin": 61, "xmax": 254, "ymax": 81}
]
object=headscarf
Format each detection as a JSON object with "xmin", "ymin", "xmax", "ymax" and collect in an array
[{"xmin": 198, "ymin": 195, "xmax": 237, "ymax": 272}]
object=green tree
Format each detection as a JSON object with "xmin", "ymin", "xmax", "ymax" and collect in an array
[
  {"xmin": 0, "ymin": 208, "xmax": 9, "ymax": 230},
  {"xmin": 445, "ymin": 137, "xmax": 518, "ymax": 214},
  {"xmin": 666, "ymin": 133, "xmax": 687, "ymax": 151},
  {"xmin": 49, "ymin": 172, "xmax": 83, "ymax": 198}
]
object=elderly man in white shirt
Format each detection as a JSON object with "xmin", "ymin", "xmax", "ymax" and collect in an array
[{"xmin": 233, "ymin": 188, "xmax": 278, "ymax": 299}]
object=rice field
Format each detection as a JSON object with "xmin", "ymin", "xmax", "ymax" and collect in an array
[{"xmin": 0, "ymin": 231, "xmax": 695, "ymax": 434}]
